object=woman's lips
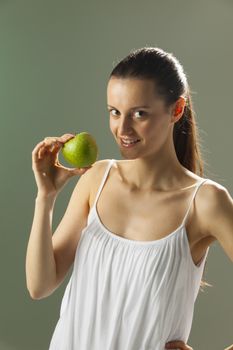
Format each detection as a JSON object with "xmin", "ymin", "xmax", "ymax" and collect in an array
[{"xmin": 120, "ymin": 138, "xmax": 141, "ymax": 148}]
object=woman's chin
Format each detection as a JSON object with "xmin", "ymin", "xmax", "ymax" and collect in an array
[{"xmin": 119, "ymin": 150, "xmax": 139, "ymax": 160}]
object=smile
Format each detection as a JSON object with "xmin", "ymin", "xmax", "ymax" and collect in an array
[{"xmin": 120, "ymin": 138, "xmax": 141, "ymax": 148}]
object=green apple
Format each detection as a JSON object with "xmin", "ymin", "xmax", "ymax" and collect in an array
[{"xmin": 61, "ymin": 132, "xmax": 98, "ymax": 168}]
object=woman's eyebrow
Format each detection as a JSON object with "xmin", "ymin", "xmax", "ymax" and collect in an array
[{"xmin": 107, "ymin": 105, "xmax": 151, "ymax": 109}]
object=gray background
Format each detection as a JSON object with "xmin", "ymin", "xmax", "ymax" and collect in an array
[{"xmin": 0, "ymin": 0, "xmax": 232, "ymax": 349}]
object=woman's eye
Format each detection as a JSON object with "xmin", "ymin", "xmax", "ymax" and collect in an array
[
  {"xmin": 108, "ymin": 109, "xmax": 146, "ymax": 118},
  {"xmin": 134, "ymin": 111, "xmax": 145, "ymax": 118},
  {"xmin": 109, "ymin": 109, "xmax": 118, "ymax": 116}
]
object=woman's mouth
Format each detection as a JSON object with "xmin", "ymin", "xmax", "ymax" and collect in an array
[{"xmin": 120, "ymin": 138, "xmax": 141, "ymax": 148}]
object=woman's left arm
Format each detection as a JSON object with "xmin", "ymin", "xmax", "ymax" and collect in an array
[
  {"xmin": 205, "ymin": 184, "xmax": 233, "ymax": 262},
  {"xmin": 165, "ymin": 186, "xmax": 233, "ymax": 350}
]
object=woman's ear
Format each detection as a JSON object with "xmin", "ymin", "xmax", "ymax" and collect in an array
[{"xmin": 171, "ymin": 96, "xmax": 186, "ymax": 123}]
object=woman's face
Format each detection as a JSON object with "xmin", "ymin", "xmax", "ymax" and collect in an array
[{"xmin": 107, "ymin": 77, "xmax": 176, "ymax": 159}]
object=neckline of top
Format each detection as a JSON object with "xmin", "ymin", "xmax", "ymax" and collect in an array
[
  {"xmin": 91, "ymin": 203, "xmax": 186, "ymax": 246},
  {"xmin": 89, "ymin": 203, "xmax": 210, "ymax": 272},
  {"xmin": 89, "ymin": 158, "xmax": 208, "ymax": 246}
]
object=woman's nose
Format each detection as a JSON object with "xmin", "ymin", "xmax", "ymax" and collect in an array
[{"xmin": 118, "ymin": 116, "xmax": 133, "ymax": 134}]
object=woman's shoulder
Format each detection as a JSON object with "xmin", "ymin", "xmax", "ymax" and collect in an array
[
  {"xmin": 196, "ymin": 176, "xmax": 232, "ymax": 218},
  {"xmin": 197, "ymin": 177, "xmax": 233, "ymax": 254},
  {"xmin": 92, "ymin": 158, "xmax": 114, "ymax": 170},
  {"xmin": 89, "ymin": 158, "xmax": 115, "ymax": 179},
  {"xmin": 184, "ymin": 168, "xmax": 229, "ymax": 194},
  {"xmin": 198, "ymin": 177, "xmax": 230, "ymax": 196}
]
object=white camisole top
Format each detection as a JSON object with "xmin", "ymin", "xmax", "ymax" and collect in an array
[{"xmin": 49, "ymin": 158, "xmax": 210, "ymax": 350}]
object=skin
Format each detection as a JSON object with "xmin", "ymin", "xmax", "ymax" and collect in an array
[
  {"xmin": 107, "ymin": 77, "xmax": 189, "ymax": 191},
  {"xmin": 165, "ymin": 341, "xmax": 193, "ymax": 349},
  {"xmin": 225, "ymin": 345, "xmax": 233, "ymax": 350},
  {"xmin": 107, "ymin": 77, "xmax": 233, "ymax": 349}
]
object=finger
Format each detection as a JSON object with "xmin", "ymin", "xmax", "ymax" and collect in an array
[
  {"xmin": 43, "ymin": 134, "xmax": 75, "ymax": 148},
  {"xmin": 32, "ymin": 141, "xmax": 45, "ymax": 154},
  {"xmin": 50, "ymin": 140, "xmax": 62, "ymax": 152},
  {"xmin": 43, "ymin": 133, "xmax": 75, "ymax": 142},
  {"xmin": 32, "ymin": 141, "xmax": 45, "ymax": 160},
  {"xmin": 59, "ymin": 134, "xmax": 75, "ymax": 143},
  {"xmin": 39, "ymin": 134, "xmax": 75, "ymax": 159},
  {"xmin": 42, "ymin": 139, "xmax": 61, "ymax": 152},
  {"xmin": 43, "ymin": 137, "xmax": 58, "ymax": 143},
  {"xmin": 67, "ymin": 166, "xmax": 92, "ymax": 177},
  {"xmin": 165, "ymin": 341, "xmax": 193, "ymax": 350},
  {"xmin": 61, "ymin": 133, "xmax": 76, "ymax": 138}
]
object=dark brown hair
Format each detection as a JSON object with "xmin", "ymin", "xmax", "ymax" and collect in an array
[{"xmin": 109, "ymin": 46, "xmax": 211, "ymax": 292}]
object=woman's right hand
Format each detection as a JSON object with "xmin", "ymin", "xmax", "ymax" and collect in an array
[{"xmin": 32, "ymin": 133, "xmax": 92, "ymax": 197}]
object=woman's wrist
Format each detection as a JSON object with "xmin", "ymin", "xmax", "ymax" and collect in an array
[{"xmin": 35, "ymin": 192, "xmax": 57, "ymax": 203}]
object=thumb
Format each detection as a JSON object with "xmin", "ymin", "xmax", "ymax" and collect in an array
[{"xmin": 69, "ymin": 166, "xmax": 92, "ymax": 176}]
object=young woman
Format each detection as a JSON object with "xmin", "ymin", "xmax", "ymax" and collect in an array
[{"xmin": 26, "ymin": 47, "xmax": 233, "ymax": 350}]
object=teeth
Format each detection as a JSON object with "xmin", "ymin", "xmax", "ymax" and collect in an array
[{"xmin": 122, "ymin": 139, "xmax": 140, "ymax": 144}]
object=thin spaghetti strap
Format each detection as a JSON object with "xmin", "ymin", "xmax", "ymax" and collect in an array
[
  {"xmin": 93, "ymin": 159, "xmax": 116, "ymax": 209},
  {"xmin": 182, "ymin": 178, "xmax": 209, "ymax": 226}
]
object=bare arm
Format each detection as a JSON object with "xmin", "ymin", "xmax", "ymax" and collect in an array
[
  {"xmin": 25, "ymin": 194, "xmax": 57, "ymax": 299},
  {"xmin": 25, "ymin": 167, "xmax": 92, "ymax": 300},
  {"xmin": 26, "ymin": 134, "xmax": 93, "ymax": 300},
  {"xmin": 202, "ymin": 182, "xmax": 233, "ymax": 262},
  {"xmin": 26, "ymin": 147, "xmax": 107, "ymax": 300}
]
